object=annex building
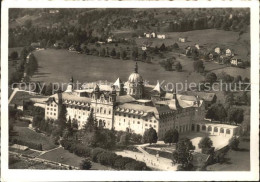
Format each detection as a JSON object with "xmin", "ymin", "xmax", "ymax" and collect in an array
[{"xmin": 44, "ymin": 63, "xmax": 206, "ymax": 139}]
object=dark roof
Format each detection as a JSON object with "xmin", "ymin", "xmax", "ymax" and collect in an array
[
  {"xmin": 9, "ymin": 91, "xmax": 32, "ymax": 106},
  {"xmin": 184, "ymin": 91, "xmax": 216, "ymax": 102}
]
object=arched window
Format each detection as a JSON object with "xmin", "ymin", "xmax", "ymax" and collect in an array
[
  {"xmin": 220, "ymin": 128, "xmax": 224, "ymax": 133},
  {"xmin": 208, "ymin": 126, "xmax": 212, "ymax": 131},
  {"xmin": 202, "ymin": 125, "xmax": 206, "ymax": 131},
  {"xmin": 100, "ymin": 107, "xmax": 103, "ymax": 113},
  {"xmin": 214, "ymin": 127, "xmax": 218, "ymax": 132},
  {"xmin": 226, "ymin": 129, "xmax": 231, "ymax": 134}
]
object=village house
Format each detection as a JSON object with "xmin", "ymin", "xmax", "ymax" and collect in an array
[
  {"xmin": 179, "ymin": 37, "xmax": 187, "ymax": 43},
  {"xmin": 194, "ymin": 44, "xmax": 200, "ymax": 50},
  {"xmin": 230, "ymin": 56, "xmax": 243, "ymax": 67},
  {"xmin": 107, "ymin": 37, "xmax": 113, "ymax": 43},
  {"xmin": 54, "ymin": 40, "xmax": 64, "ymax": 48},
  {"xmin": 49, "ymin": 9, "xmax": 59, "ymax": 14},
  {"xmin": 30, "ymin": 42, "xmax": 41, "ymax": 48},
  {"xmin": 214, "ymin": 47, "xmax": 221, "ymax": 54},
  {"xmin": 157, "ymin": 34, "xmax": 166, "ymax": 39},
  {"xmin": 225, "ymin": 48, "xmax": 233, "ymax": 57}
]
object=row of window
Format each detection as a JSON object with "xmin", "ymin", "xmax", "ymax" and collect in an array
[
  {"xmin": 96, "ymin": 108, "xmax": 112, "ymax": 115},
  {"xmin": 47, "ymin": 103, "xmax": 57, "ymax": 107},
  {"xmin": 202, "ymin": 125, "xmax": 231, "ymax": 134},
  {"xmin": 47, "ymin": 108, "xmax": 56, "ymax": 111},
  {"xmin": 47, "ymin": 112, "xmax": 56, "ymax": 116},
  {"xmin": 115, "ymin": 113, "xmax": 141, "ymax": 119}
]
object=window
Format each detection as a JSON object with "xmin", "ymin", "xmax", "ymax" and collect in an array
[
  {"xmin": 138, "ymin": 116, "xmax": 140, "ymax": 119},
  {"xmin": 133, "ymin": 116, "xmax": 135, "ymax": 118},
  {"xmin": 51, "ymin": 108, "xmax": 53, "ymax": 111},
  {"xmin": 54, "ymin": 109, "xmax": 56, "ymax": 111},
  {"xmin": 109, "ymin": 110, "xmax": 111, "ymax": 114},
  {"xmin": 79, "ymin": 116, "xmax": 81, "ymax": 119},
  {"xmin": 145, "ymin": 124, "xmax": 148, "ymax": 126},
  {"xmin": 47, "ymin": 108, "xmax": 49, "ymax": 110},
  {"xmin": 104, "ymin": 109, "xmax": 106, "ymax": 114},
  {"xmin": 47, "ymin": 112, "xmax": 49, "ymax": 114},
  {"xmin": 54, "ymin": 113, "xmax": 56, "ymax": 116},
  {"xmin": 137, "ymin": 121, "xmax": 140, "ymax": 124},
  {"xmin": 226, "ymin": 129, "xmax": 231, "ymax": 134},
  {"xmin": 97, "ymin": 109, "xmax": 99, "ymax": 113},
  {"xmin": 154, "ymin": 120, "xmax": 156, "ymax": 123},
  {"xmin": 208, "ymin": 126, "xmax": 212, "ymax": 131},
  {"xmin": 202, "ymin": 125, "xmax": 206, "ymax": 131},
  {"xmin": 214, "ymin": 127, "xmax": 218, "ymax": 132},
  {"xmin": 51, "ymin": 104, "xmax": 53, "ymax": 106},
  {"xmin": 128, "ymin": 115, "xmax": 130, "ymax": 118},
  {"xmin": 220, "ymin": 128, "xmax": 224, "ymax": 133},
  {"xmin": 50, "ymin": 112, "xmax": 52, "ymax": 115},
  {"xmin": 124, "ymin": 114, "xmax": 126, "ymax": 117},
  {"xmin": 119, "ymin": 113, "xmax": 121, "ymax": 116},
  {"xmin": 154, "ymin": 125, "xmax": 156, "ymax": 128}
]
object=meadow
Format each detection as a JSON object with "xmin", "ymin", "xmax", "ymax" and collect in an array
[
  {"xmin": 12, "ymin": 126, "xmax": 57, "ymax": 150},
  {"xmin": 32, "ymin": 49, "xmax": 205, "ymax": 86}
]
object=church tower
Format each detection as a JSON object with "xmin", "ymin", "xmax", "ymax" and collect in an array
[
  {"xmin": 65, "ymin": 76, "xmax": 74, "ymax": 92},
  {"xmin": 127, "ymin": 62, "xmax": 144, "ymax": 99}
]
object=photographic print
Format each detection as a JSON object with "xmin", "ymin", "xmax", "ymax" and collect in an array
[{"xmin": 1, "ymin": 0, "xmax": 259, "ymax": 181}]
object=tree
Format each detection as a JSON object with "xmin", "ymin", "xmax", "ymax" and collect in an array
[
  {"xmin": 205, "ymin": 72, "xmax": 217, "ymax": 85},
  {"xmin": 193, "ymin": 60, "xmax": 205, "ymax": 73},
  {"xmin": 132, "ymin": 47, "xmax": 138, "ymax": 61},
  {"xmin": 227, "ymin": 107, "xmax": 244, "ymax": 125},
  {"xmin": 44, "ymin": 83, "xmax": 53, "ymax": 96},
  {"xmin": 198, "ymin": 137, "xmax": 213, "ymax": 154},
  {"xmin": 80, "ymin": 158, "xmax": 92, "ymax": 170},
  {"xmin": 172, "ymin": 138, "xmax": 195, "ymax": 170},
  {"xmin": 225, "ymin": 92, "xmax": 234, "ymax": 105},
  {"xmin": 142, "ymin": 127, "xmax": 158, "ymax": 145},
  {"xmin": 10, "ymin": 51, "xmax": 18, "ymax": 60},
  {"xmin": 99, "ymin": 48, "xmax": 106, "ymax": 57},
  {"xmin": 120, "ymin": 50, "xmax": 127, "ymax": 60},
  {"xmin": 110, "ymin": 48, "xmax": 116, "ymax": 57},
  {"xmin": 83, "ymin": 109, "xmax": 97, "ymax": 132},
  {"xmin": 206, "ymin": 103, "xmax": 227, "ymax": 123},
  {"xmin": 119, "ymin": 133, "xmax": 130, "ymax": 146},
  {"xmin": 142, "ymin": 51, "xmax": 147, "ymax": 61},
  {"xmin": 159, "ymin": 43, "xmax": 166, "ymax": 52},
  {"xmin": 163, "ymin": 129, "xmax": 179, "ymax": 145},
  {"xmin": 24, "ymin": 19, "xmax": 32, "ymax": 29},
  {"xmin": 175, "ymin": 62, "xmax": 182, "ymax": 72},
  {"xmin": 173, "ymin": 43, "xmax": 179, "ymax": 49},
  {"xmin": 229, "ymin": 137, "xmax": 239, "ymax": 150}
]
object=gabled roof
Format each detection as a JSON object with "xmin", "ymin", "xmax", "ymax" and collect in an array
[
  {"xmin": 116, "ymin": 95, "xmax": 136, "ymax": 103},
  {"xmin": 184, "ymin": 91, "xmax": 216, "ymax": 102},
  {"xmin": 49, "ymin": 92, "xmax": 91, "ymax": 104},
  {"xmin": 151, "ymin": 81, "xmax": 165, "ymax": 93}
]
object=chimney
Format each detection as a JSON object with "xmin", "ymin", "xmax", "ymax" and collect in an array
[{"xmin": 57, "ymin": 89, "xmax": 62, "ymax": 105}]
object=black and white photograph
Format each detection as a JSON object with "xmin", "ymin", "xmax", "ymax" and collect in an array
[{"xmin": 1, "ymin": 0, "xmax": 259, "ymax": 181}]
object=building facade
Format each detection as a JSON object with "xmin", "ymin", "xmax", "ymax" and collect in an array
[{"xmin": 44, "ymin": 63, "xmax": 206, "ymax": 139}]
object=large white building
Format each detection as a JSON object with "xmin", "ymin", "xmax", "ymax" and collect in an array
[{"xmin": 44, "ymin": 63, "xmax": 206, "ymax": 139}]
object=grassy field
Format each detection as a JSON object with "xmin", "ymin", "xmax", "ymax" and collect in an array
[
  {"xmin": 206, "ymin": 139, "xmax": 250, "ymax": 171},
  {"xmin": 12, "ymin": 126, "xmax": 57, "ymax": 150},
  {"xmin": 38, "ymin": 147, "xmax": 113, "ymax": 170},
  {"xmin": 32, "ymin": 49, "xmax": 206, "ymax": 85}
]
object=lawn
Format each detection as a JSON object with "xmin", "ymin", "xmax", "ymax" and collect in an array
[
  {"xmin": 206, "ymin": 139, "xmax": 250, "ymax": 171},
  {"xmin": 11, "ymin": 126, "xmax": 57, "ymax": 150},
  {"xmin": 38, "ymin": 147, "xmax": 113, "ymax": 170},
  {"xmin": 32, "ymin": 49, "xmax": 205, "ymax": 86}
]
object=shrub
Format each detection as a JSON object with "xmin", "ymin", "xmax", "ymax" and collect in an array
[
  {"xmin": 229, "ymin": 137, "xmax": 240, "ymax": 150},
  {"xmin": 125, "ymin": 161, "xmax": 148, "ymax": 171},
  {"xmin": 80, "ymin": 158, "xmax": 92, "ymax": 170},
  {"xmin": 90, "ymin": 147, "xmax": 105, "ymax": 162},
  {"xmin": 97, "ymin": 151, "xmax": 117, "ymax": 166}
]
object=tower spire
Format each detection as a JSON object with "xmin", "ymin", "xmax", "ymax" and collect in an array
[{"xmin": 134, "ymin": 62, "xmax": 138, "ymax": 73}]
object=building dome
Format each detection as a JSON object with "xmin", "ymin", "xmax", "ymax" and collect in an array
[
  {"xmin": 128, "ymin": 62, "xmax": 143, "ymax": 83},
  {"xmin": 128, "ymin": 73, "xmax": 143, "ymax": 83}
]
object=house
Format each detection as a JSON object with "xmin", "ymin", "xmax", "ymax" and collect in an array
[
  {"xmin": 225, "ymin": 48, "xmax": 233, "ymax": 57},
  {"xmin": 184, "ymin": 91, "xmax": 217, "ymax": 109},
  {"xmin": 214, "ymin": 47, "xmax": 221, "ymax": 54},
  {"xmin": 151, "ymin": 32, "xmax": 156, "ymax": 38},
  {"xmin": 142, "ymin": 46, "xmax": 147, "ymax": 51},
  {"xmin": 69, "ymin": 45, "xmax": 76, "ymax": 52},
  {"xmin": 145, "ymin": 33, "xmax": 151, "ymax": 38},
  {"xmin": 157, "ymin": 34, "xmax": 166, "ymax": 39},
  {"xmin": 179, "ymin": 37, "xmax": 187, "ymax": 43},
  {"xmin": 194, "ymin": 44, "xmax": 200, "ymax": 50},
  {"xmin": 107, "ymin": 37, "xmax": 113, "ymax": 43},
  {"xmin": 230, "ymin": 56, "xmax": 243, "ymax": 66},
  {"xmin": 54, "ymin": 40, "xmax": 64, "ymax": 48},
  {"xmin": 185, "ymin": 46, "xmax": 192, "ymax": 55},
  {"xmin": 31, "ymin": 42, "xmax": 41, "ymax": 48}
]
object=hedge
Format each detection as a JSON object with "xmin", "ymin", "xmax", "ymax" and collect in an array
[{"xmin": 60, "ymin": 139, "xmax": 149, "ymax": 170}]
